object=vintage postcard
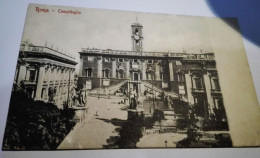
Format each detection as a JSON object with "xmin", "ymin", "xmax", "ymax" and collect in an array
[{"xmin": 2, "ymin": 4, "xmax": 260, "ymax": 150}]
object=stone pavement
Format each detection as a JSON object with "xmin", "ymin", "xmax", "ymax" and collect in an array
[
  {"xmin": 58, "ymin": 96, "xmax": 127, "ymax": 149},
  {"xmin": 58, "ymin": 95, "xmax": 189, "ymax": 149}
]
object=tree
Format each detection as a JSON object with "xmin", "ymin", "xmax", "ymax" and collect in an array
[{"xmin": 2, "ymin": 89, "xmax": 76, "ymax": 150}]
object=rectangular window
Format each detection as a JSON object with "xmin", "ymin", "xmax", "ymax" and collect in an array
[
  {"xmin": 29, "ymin": 70, "xmax": 36, "ymax": 81},
  {"xmin": 41, "ymin": 88, "xmax": 45, "ymax": 99},
  {"xmin": 133, "ymin": 59, "xmax": 138, "ymax": 63},
  {"xmin": 193, "ymin": 78, "xmax": 203, "ymax": 89},
  {"xmin": 118, "ymin": 58, "xmax": 123, "ymax": 62},
  {"xmin": 86, "ymin": 68, "xmax": 92, "ymax": 77},
  {"xmin": 213, "ymin": 78, "xmax": 220, "ymax": 90},
  {"xmin": 102, "ymin": 70, "xmax": 109, "ymax": 78},
  {"xmin": 214, "ymin": 98, "xmax": 224, "ymax": 109}
]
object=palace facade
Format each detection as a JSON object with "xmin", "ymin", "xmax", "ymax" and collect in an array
[
  {"xmin": 78, "ymin": 22, "xmax": 227, "ymax": 123},
  {"xmin": 14, "ymin": 43, "xmax": 77, "ymax": 108}
]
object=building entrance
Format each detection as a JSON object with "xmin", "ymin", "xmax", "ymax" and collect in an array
[
  {"xmin": 134, "ymin": 73, "xmax": 139, "ymax": 81},
  {"xmin": 132, "ymin": 72, "xmax": 140, "ymax": 81}
]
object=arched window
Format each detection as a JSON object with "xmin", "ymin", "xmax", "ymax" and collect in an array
[
  {"xmin": 85, "ymin": 68, "xmax": 92, "ymax": 77},
  {"xmin": 102, "ymin": 69, "xmax": 110, "ymax": 78},
  {"xmin": 133, "ymin": 73, "xmax": 139, "ymax": 81},
  {"xmin": 117, "ymin": 69, "xmax": 124, "ymax": 79}
]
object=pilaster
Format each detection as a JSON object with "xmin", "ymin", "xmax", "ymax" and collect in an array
[
  {"xmin": 97, "ymin": 56, "xmax": 102, "ymax": 78},
  {"xmin": 141, "ymin": 60, "xmax": 146, "ymax": 80},
  {"xmin": 35, "ymin": 64, "xmax": 46, "ymax": 100},
  {"xmin": 185, "ymin": 70, "xmax": 194, "ymax": 105},
  {"xmin": 203, "ymin": 72, "xmax": 214, "ymax": 115},
  {"xmin": 111, "ymin": 58, "xmax": 116, "ymax": 78},
  {"xmin": 125, "ymin": 58, "xmax": 130, "ymax": 79},
  {"xmin": 79, "ymin": 56, "xmax": 83, "ymax": 77},
  {"xmin": 155, "ymin": 61, "xmax": 160, "ymax": 80},
  {"xmin": 169, "ymin": 61, "xmax": 174, "ymax": 81},
  {"xmin": 17, "ymin": 63, "xmax": 27, "ymax": 84}
]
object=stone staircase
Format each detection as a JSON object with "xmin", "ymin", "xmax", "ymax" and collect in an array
[
  {"xmin": 142, "ymin": 81, "xmax": 179, "ymax": 99},
  {"xmin": 88, "ymin": 80, "xmax": 128, "ymax": 96}
]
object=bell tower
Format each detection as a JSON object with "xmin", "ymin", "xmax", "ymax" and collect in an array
[{"xmin": 131, "ymin": 22, "xmax": 143, "ymax": 52}]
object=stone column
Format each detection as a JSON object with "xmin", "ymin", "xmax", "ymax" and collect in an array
[
  {"xmin": 35, "ymin": 64, "xmax": 46, "ymax": 100},
  {"xmin": 45, "ymin": 65, "xmax": 51, "ymax": 101},
  {"xmin": 169, "ymin": 61, "xmax": 174, "ymax": 81},
  {"xmin": 97, "ymin": 56, "xmax": 102, "ymax": 78},
  {"xmin": 125, "ymin": 59, "xmax": 130, "ymax": 79},
  {"xmin": 56, "ymin": 67, "xmax": 62, "ymax": 103},
  {"xmin": 79, "ymin": 56, "xmax": 83, "ymax": 77},
  {"xmin": 112, "ymin": 58, "xmax": 116, "ymax": 78},
  {"xmin": 71, "ymin": 68, "xmax": 75, "ymax": 86},
  {"xmin": 185, "ymin": 71, "xmax": 194, "ymax": 105},
  {"xmin": 17, "ymin": 63, "xmax": 27, "ymax": 84},
  {"xmin": 203, "ymin": 72, "xmax": 214, "ymax": 115},
  {"xmin": 142, "ymin": 60, "xmax": 146, "ymax": 80},
  {"xmin": 52, "ymin": 65, "xmax": 57, "ymax": 83},
  {"xmin": 155, "ymin": 61, "xmax": 160, "ymax": 80}
]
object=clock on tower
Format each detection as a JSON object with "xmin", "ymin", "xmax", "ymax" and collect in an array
[{"xmin": 131, "ymin": 23, "xmax": 143, "ymax": 52}]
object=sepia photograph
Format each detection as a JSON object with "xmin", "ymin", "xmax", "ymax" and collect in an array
[{"xmin": 2, "ymin": 3, "xmax": 259, "ymax": 150}]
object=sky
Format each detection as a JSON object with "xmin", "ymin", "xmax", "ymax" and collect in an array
[{"xmin": 22, "ymin": 4, "xmax": 214, "ymax": 61}]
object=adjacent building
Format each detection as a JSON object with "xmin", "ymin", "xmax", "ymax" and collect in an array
[{"xmin": 14, "ymin": 42, "xmax": 77, "ymax": 108}]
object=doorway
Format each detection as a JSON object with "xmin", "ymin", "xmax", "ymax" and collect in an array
[{"xmin": 133, "ymin": 72, "xmax": 140, "ymax": 81}]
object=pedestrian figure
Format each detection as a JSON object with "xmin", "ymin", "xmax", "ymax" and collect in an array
[
  {"xmin": 164, "ymin": 95, "xmax": 169, "ymax": 109},
  {"xmin": 165, "ymin": 140, "xmax": 168, "ymax": 148}
]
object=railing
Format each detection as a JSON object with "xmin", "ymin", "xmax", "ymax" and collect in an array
[
  {"xmin": 142, "ymin": 81, "xmax": 179, "ymax": 98},
  {"xmin": 88, "ymin": 80, "xmax": 128, "ymax": 95},
  {"xmin": 20, "ymin": 45, "xmax": 76, "ymax": 61},
  {"xmin": 184, "ymin": 53, "xmax": 215, "ymax": 60},
  {"xmin": 81, "ymin": 48, "xmax": 215, "ymax": 60},
  {"xmin": 81, "ymin": 48, "xmax": 187, "ymax": 58},
  {"xmin": 108, "ymin": 80, "xmax": 128, "ymax": 93},
  {"xmin": 23, "ymin": 80, "xmax": 37, "ymax": 85}
]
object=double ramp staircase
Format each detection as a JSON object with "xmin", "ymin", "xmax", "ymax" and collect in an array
[
  {"xmin": 142, "ymin": 81, "xmax": 179, "ymax": 99},
  {"xmin": 88, "ymin": 80, "xmax": 128, "ymax": 96},
  {"xmin": 88, "ymin": 80, "xmax": 187, "ymax": 102}
]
